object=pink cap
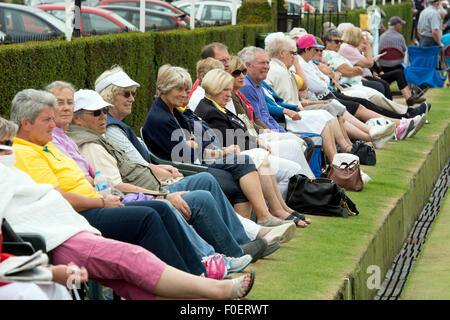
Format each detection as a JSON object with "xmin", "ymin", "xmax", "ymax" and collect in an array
[{"xmin": 296, "ymin": 34, "xmax": 325, "ymax": 49}]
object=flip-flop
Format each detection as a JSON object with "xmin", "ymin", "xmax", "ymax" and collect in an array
[
  {"xmin": 230, "ymin": 271, "xmax": 256, "ymax": 300},
  {"xmin": 291, "ymin": 211, "xmax": 312, "ymax": 224},
  {"xmin": 284, "ymin": 214, "xmax": 307, "ymax": 228}
]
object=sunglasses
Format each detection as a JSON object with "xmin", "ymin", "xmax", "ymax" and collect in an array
[
  {"xmin": 0, "ymin": 139, "xmax": 13, "ymax": 146},
  {"xmin": 314, "ymin": 48, "xmax": 323, "ymax": 52},
  {"xmin": 122, "ymin": 90, "xmax": 136, "ymax": 98},
  {"xmin": 332, "ymin": 39, "xmax": 343, "ymax": 44},
  {"xmin": 231, "ymin": 69, "xmax": 247, "ymax": 77},
  {"xmin": 84, "ymin": 107, "xmax": 109, "ymax": 117},
  {"xmin": 289, "ymin": 50, "xmax": 297, "ymax": 55}
]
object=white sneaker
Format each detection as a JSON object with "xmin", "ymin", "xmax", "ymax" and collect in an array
[
  {"xmin": 407, "ymin": 114, "xmax": 426, "ymax": 138},
  {"xmin": 366, "ymin": 117, "xmax": 393, "ymax": 127},
  {"xmin": 369, "ymin": 122, "xmax": 396, "ymax": 140},
  {"xmin": 222, "ymin": 254, "xmax": 252, "ymax": 274},
  {"xmin": 263, "ymin": 221, "xmax": 296, "ymax": 244},
  {"xmin": 372, "ymin": 133, "xmax": 394, "ymax": 149}
]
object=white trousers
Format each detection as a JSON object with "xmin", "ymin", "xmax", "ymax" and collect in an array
[
  {"xmin": 343, "ymin": 84, "xmax": 408, "ymax": 114},
  {"xmin": 0, "ymin": 282, "xmax": 72, "ymax": 300}
]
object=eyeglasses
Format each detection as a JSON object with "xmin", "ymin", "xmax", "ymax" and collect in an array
[
  {"xmin": 332, "ymin": 39, "xmax": 343, "ymax": 44},
  {"xmin": 0, "ymin": 139, "xmax": 13, "ymax": 146},
  {"xmin": 122, "ymin": 91, "xmax": 136, "ymax": 98},
  {"xmin": 84, "ymin": 107, "xmax": 109, "ymax": 117},
  {"xmin": 231, "ymin": 69, "xmax": 247, "ymax": 77},
  {"xmin": 289, "ymin": 51, "xmax": 297, "ymax": 55}
]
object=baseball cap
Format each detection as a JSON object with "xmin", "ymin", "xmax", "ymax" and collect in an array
[
  {"xmin": 296, "ymin": 34, "xmax": 325, "ymax": 49},
  {"xmin": 389, "ymin": 16, "xmax": 406, "ymax": 26},
  {"xmin": 94, "ymin": 71, "xmax": 140, "ymax": 93},
  {"xmin": 74, "ymin": 89, "xmax": 113, "ymax": 113},
  {"xmin": 289, "ymin": 27, "xmax": 307, "ymax": 39}
]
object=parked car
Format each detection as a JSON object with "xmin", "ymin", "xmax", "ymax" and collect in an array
[
  {"xmin": 26, "ymin": 0, "xmax": 100, "ymax": 8},
  {"xmin": 96, "ymin": 0, "xmax": 191, "ymax": 24},
  {"xmin": 171, "ymin": 0, "xmax": 240, "ymax": 26},
  {"xmin": 0, "ymin": 2, "xmax": 66, "ymax": 43},
  {"xmin": 98, "ymin": 5, "xmax": 184, "ymax": 30},
  {"xmin": 37, "ymin": 4, "xmax": 138, "ymax": 35}
]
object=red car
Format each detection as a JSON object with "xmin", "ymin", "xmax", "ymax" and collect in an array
[
  {"xmin": 37, "ymin": 4, "xmax": 138, "ymax": 35},
  {"xmin": 96, "ymin": 0, "xmax": 191, "ymax": 24}
]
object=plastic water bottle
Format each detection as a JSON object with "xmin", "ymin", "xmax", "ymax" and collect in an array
[{"xmin": 94, "ymin": 171, "xmax": 111, "ymax": 198}]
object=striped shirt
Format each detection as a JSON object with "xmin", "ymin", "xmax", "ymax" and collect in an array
[
  {"xmin": 378, "ymin": 28, "xmax": 407, "ymax": 67},
  {"xmin": 418, "ymin": 5, "xmax": 442, "ymax": 38}
]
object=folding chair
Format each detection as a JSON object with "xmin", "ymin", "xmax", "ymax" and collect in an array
[
  {"xmin": 378, "ymin": 46, "xmax": 405, "ymax": 66},
  {"xmin": 139, "ymin": 127, "xmax": 208, "ymax": 176},
  {"xmin": 403, "ymin": 46, "xmax": 450, "ymax": 94}
]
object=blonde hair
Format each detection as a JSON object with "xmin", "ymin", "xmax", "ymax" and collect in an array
[
  {"xmin": 266, "ymin": 36, "xmax": 296, "ymax": 59},
  {"xmin": 155, "ymin": 64, "xmax": 192, "ymax": 98},
  {"xmin": 201, "ymin": 69, "xmax": 234, "ymax": 97},
  {"xmin": 229, "ymin": 56, "xmax": 246, "ymax": 74},
  {"xmin": 196, "ymin": 58, "xmax": 224, "ymax": 85},
  {"xmin": 95, "ymin": 65, "xmax": 137, "ymax": 104},
  {"xmin": 342, "ymin": 26, "xmax": 362, "ymax": 47}
]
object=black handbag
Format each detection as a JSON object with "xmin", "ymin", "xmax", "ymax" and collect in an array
[
  {"xmin": 351, "ymin": 140, "xmax": 376, "ymax": 166},
  {"xmin": 285, "ymin": 174, "xmax": 359, "ymax": 218}
]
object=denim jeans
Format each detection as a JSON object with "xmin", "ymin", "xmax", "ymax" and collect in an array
[
  {"xmin": 80, "ymin": 200, "xmax": 206, "ymax": 275},
  {"xmin": 164, "ymin": 172, "xmax": 251, "ymax": 248}
]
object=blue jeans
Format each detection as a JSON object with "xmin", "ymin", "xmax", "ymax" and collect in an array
[
  {"xmin": 80, "ymin": 200, "xmax": 206, "ymax": 275},
  {"xmin": 164, "ymin": 172, "xmax": 251, "ymax": 248}
]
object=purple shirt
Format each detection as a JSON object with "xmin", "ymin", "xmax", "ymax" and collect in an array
[
  {"xmin": 52, "ymin": 127, "xmax": 95, "ymax": 178},
  {"xmin": 240, "ymin": 74, "xmax": 285, "ymax": 132}
]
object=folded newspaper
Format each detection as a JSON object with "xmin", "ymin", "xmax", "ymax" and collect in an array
[{"xmin": 0, "ymin": 250, "xmax": 52, "ymax": 283}]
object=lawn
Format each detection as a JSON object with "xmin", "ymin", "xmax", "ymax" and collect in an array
[{"xmin": 247, "ymin": 87, "xmax": 450, "ymax": 300}]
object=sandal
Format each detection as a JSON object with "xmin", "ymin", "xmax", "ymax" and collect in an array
[
  {"xmin": 285, "ymin": 214, "xmax": 307, "ymax": 228},
  {"xmin": 291, "ymin": 211, "xmax": 312, "ymax": 224},
  {"xmin": 230, "ymin": 271, "xmax": 256, "ymax": 300}
]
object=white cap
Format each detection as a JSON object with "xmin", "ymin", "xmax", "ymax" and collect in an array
[
  {"xmin": 74, "ymin": 89, "xmax": 113, "ymax": 113},
  {"xmin": 94, "ymin": 71, "xmax": 140, "ymax": 93},
  {"xmin": 289, "ymin": 27, "xmax": 307, "ymax": 39}
]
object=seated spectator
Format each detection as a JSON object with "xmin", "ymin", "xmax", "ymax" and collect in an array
[
  {"xmin": 10, "ymin": 88, "xmax": 241, "ymax": 278},
  {"xmin": 322, "ymin": 30, "xmax": 429, "ymax": 139},
  {"xmin": 265, "ymin": 35, "xmax": 359, "ymax": 155},
  {"xmin": 94, "ymin": 66, "xmax": 281, "ymax": 231},
  {"xmin": 68, "ymin": 89, "xmax": 280, "ymax": 260},
  {"xmin": 45, "ymin": 81, "xmax": 260, "ymax": 270},
  {"xmin": 189, "ymin": 42, "xmax": 236, "ymax": 113},
  {"xmin": 194, "ymin": 68, "xmax": 312, "ymax": 226},
  {"xmin": 142, "ymin": 63, "xmax": 307, "ymax": 228},
  {"xmin": 340, "ymin": 26, "xmax": 424, "ymax": 106},
  {"xmin": 378, "ymin": 16, "xmax": 408, "ymax": 73},
  {"xmin": 1, "ymin": 116, "xmax": 255, "ymax": 300}
]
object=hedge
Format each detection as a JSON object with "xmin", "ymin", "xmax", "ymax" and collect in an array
[
  {"xmin": 0, "ymin": 1, "xmax": 412, "ymax": 133},
  {"xmin": 0, "ymin": 24, "xmax": 272, "ymax": 133}
]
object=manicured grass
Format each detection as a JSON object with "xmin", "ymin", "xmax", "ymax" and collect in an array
[
  {"xmin": 247, "ymin": 88, "xmax": 450, "ymax": 300},
  {"xmin": 400, "ymin": 193, "xmax": 450, "ymax": 300}
]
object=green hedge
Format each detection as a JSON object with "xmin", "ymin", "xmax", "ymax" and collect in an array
[
  {"xmin": 0, "ymin": 24, "xmax": 271, "ymax": 133},
  {"xmin": 238, "ymin": 0, "xmax": 279, "ymax": 31}
]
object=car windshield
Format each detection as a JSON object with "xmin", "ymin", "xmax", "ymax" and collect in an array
[{"xmin": 31, "ymin": 8, "xmax": 67, "ymax": 30}]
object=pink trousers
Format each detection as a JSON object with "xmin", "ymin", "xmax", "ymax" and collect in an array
[{"xmin": 51, "ymin": 231, "xmax": 167, "ymax": 300}]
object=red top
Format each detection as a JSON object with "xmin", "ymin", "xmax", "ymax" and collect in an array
[
  {"xmin": 237, "ymin": 91, "xmax": 255, "ymax": 123},
  {"xmin": 0, "ymin": 233, "xmax": 14, "ymax": 286}
]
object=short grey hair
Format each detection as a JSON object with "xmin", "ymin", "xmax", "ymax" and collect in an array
[
  {"xmin": 266, "ymin": 36, "xmax": 296, "ymax": 59},
  {"xmin": 45, "ymin": 81, "xmax": 76, "ymax": 94},
  {"xmin": 10, "ymin": 89, "xmax": 56, "ymax": 129},
  {"xmin": 155, "ymin": 64, "xmax": 192, "ymax": 98},
  {"xmin": 238, "ymin": 46, "xmax": 267, "ymax": 66},
  {"xmin": 323, "ymin": 28, "xmax": 342, "ymax": 42},
  {"xmin": 0, "ymin": 116, "xmax": 18, "ymax": 141}
]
